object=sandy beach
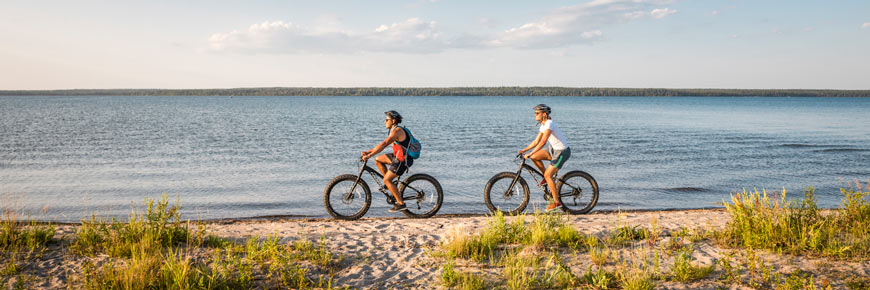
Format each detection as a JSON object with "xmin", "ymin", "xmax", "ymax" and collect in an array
[
  {"xmin": 206, "ymin": 209, "xmax": 732, "ymax": 289},
  {"xmin": 6, "ymin": 208, "xmax": 870, "ymax": 289}
]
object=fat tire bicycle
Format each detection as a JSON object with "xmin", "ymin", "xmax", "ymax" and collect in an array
[
  {"xmin": 323, "ymin": 158, "xmax": 443, "ymax": 220},
  {"xmin": 483, "ymin": 154, "xmax": 599, "ymax": 215}
]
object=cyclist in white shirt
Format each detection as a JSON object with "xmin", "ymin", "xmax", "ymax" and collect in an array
[{"xmin": 517, "ymin": 104, "xmax": 572, "ymax": 211}]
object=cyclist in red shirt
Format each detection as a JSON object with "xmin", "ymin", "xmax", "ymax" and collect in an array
[{"xmin": 361, "ymin": 110, "xmax": 413, "ymax": 212}]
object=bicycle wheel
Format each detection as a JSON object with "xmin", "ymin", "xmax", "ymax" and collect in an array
[
  {"xmin": 556, "ymin": 171, "xmax": 599, "ymax": 214},
  {"xmin": 323, "ymin": 174, "xmax": 372, "ymax": 220},
  {"xmin": 399, "ymin": 174, "xmax": 443, "ymax": 218},
  {"xmin": 483, "ymin": 172, "xmax": 530, "ymax": 215}
]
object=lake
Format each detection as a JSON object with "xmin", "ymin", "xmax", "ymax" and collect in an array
[{"xmin": 1, "ymin": 96, "xmax": 869, "ymax": 222}]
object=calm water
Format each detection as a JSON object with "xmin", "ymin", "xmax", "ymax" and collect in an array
[{"xmin": 1, "ymin": 96, "xmax": 869, "ymax": 222}]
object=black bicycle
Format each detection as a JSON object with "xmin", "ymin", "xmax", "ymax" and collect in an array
[
  {"xmin": 323, "ymin": 158, "xmax": 443, "ymax": 220},
  {"xmin": 483, "ymin": 154, "xmax": 598, "ymax": 215}
]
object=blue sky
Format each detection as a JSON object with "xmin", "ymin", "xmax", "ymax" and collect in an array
[{"xmin": 1, "ymin": 0, "xmax": 868, "ymax": 89}]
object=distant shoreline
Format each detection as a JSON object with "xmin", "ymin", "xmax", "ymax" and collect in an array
[{"xmin": 2, "ymin": 87, "xmax": 870, "ymax": 97}]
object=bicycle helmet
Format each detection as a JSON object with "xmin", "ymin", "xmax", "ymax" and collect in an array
[
  {"xmin": 533, "ymin": 104, "xmax": 551, "ymax": 115},
  {"xmin": 384, "ymin": 110, "xmax": 403, "ymax": 123}
]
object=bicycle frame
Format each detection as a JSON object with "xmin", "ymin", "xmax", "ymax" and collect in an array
[
  {"xmin": 347, "ymin": 158, "xmax": 423, "ymax": 203},
  {"xmin": 505, "ymin": 155, "xmax": 581, "ymax": 201}
]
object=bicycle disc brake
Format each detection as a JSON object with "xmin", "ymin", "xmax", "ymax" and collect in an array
[{"xmin": 342, "ymin": 191, "xmax": 356, "ymax": 205}]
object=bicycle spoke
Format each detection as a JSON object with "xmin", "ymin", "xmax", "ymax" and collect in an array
[
  {"xmin": 400, "ymin": 174, "xmax": 443, "ymax": 218},
  {"xmin": 484, "ymin": 173, "xmax": 529, "ymax": 215},
  {"xmin": 557, "ymin": 171, "xmax": 598, "ymax": 214},
  {"xmin": 325, "ymin": 176, "xmax": 370, "ymax": 219}
]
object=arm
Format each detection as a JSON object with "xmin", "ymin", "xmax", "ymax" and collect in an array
[
  {"xmin": 518, "ymin": 132, "xmax": 544, "ymax": 156},
  {"xmin": 361, "ymin": 127, "xmax": 405, "ymax": 160},
  {"xmin": 523, "ymin": 130, "xmax": 552, "ymax": 159}
]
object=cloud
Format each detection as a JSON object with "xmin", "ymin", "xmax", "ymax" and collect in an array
[
  {"xmin": 650, "ymin": 8, "xmax": 677, "ymax": 19},
  {"xmin": 209, "ymin": 18, "xmax": 446, "ymax": 54},
  {"xmin": 625, "ymin": 11, "xmax": 647, "ymax": 20},
  {"xmin": 209, "ymin": 0, "xmax": 683, "ymax": 53},
  {"xmin": 863, "ymin": 23, "xmax": 870, "ymax": 29},
  {"xmin": 368, "ymin": 18, "xmax": 444, "ymax": 52},
  {"xmin": 489, "ymin": 0, "xmax": 679, "ymax": 48},
  {"xmin": 711, "ymin": 10, "xmax": 719, "ymax": 16},
  {"xmin": 208, "ymin": 21, "xmax": 351, "ymax": 53}
]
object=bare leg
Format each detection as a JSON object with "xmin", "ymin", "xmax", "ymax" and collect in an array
[
  {"xmin": 528, "ymin": 150, "xmax": 551, "ymax": 175},
  {"xmin": 374, "ymin": 154, "xmax": 390, "ymax": 176},
  {"xmin": 544, "ymin": 166, "xmax": 561, "ymax": 203},
  {"xmin": 383, "ymin": 170, "xmax": 403, "ymax": 205}
]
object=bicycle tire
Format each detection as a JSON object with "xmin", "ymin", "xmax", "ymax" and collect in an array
[
  {"xmin": 483, "ymin": 172, "xmax": 530, "ymax": 215},
  {"xmin": 323, "ymin": 174, "xmax": 372, "ymax": 220},
  {"xmin": 556, "ymin": 171, "xmax": 599, "ymax": 214},
  {"xmin": 399, "ymin": 174, "xmax": 443, "ymax": 218}
]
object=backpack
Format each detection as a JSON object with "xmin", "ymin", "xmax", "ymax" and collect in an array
[{"xmin": 401, "ymin": 126, "xmax": 422, "ymax": 159}]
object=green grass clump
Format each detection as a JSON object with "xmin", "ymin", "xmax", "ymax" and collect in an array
[
  {"xmin": 714, "ymin": 249, "xmax": 836, "ymax": 289},
  {"xmin": 440, "ymin": 211, "xmax": 521, "ymax": 261},
  {"xmin": 668, "ymin": 248, "xmax": 715, "ymax": 282},
  {"xmin": 0, "ymin": 221, "xmax": 55, "ymax": 253},
  {"xmin": 438, "ymin": 211, "xmax": 584, "ymax": 288},
  {"xmin": 1, "ymin": 205, "xmax": 55, "ymax": 279},
  {"xmin": 502, "ymin": 250, "xmax": 577, "ymax": 290},
  {"xmin": 614, "ymin": 246, "xmax": 660, "ymax": 290},
  {"xmin": 441, "ymin": 260, "xmax": 486, "ymax": 290},
  {"xmin": 846, "ymin": 276, "xmax": 870, "ymax": 290},
  {"xmin": 68, "ymin": 196, "xmax": 344, "ymax": 289},
  {"xmin": 605, "ymin": 225, "xmax": 649, "ymax": 246},
  {"xmin": 581, "ymin": 266, "xmax": 617, "ymax": 289},
  {"xmin": 719, "ymin": 183, "xmax": 870, "ymax": 258},
  {"xmin": 71, "ymin": 195, "xmax": 192, "ymax": 257},
  {"xmin": 526, "ymin": 212, "xmax": 583, "ymax": 248},
  {"xmin": 441, "ymin": 210, "xmax": 583, "ymax": 261},
  {"xmin": 589, "ymin": 246, "xmax": 611, "ymax": 266},
  {"xmin": 618, "ymin": 269, "xmax": 656, "ymax": 290}
]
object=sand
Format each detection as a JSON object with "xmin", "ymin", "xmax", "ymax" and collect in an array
[{"xmin": 5, "ymin": 209, "xmax": 870, "ymax": 289}]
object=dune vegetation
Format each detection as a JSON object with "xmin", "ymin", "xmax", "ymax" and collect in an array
[{"xmin": 2, "ymin": 180, "xmax": 869, "ymax": 289}]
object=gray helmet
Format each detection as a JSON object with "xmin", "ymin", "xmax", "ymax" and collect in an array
[
  {"xmin": 533, "ymin": 104, "xmax": 551, "ymax": 114},
  {"xmin": 384, "ymin": 110, "xmax": 402, "ymax": 123}
]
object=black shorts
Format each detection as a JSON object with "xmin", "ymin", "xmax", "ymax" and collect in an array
[{"xmin": 385, "ymin": 153, "xmax": 413, "ymax": 176}]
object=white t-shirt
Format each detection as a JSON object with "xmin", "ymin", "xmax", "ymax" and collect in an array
[{"xmin": 539, "ymin": 119, "xmax": 568, "ymax": 150}]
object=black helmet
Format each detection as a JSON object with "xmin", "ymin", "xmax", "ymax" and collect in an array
[
  {"xmin": 384, "ymin": 110, "xmax": 402, "ymax": 123},
  {"xmin": 533, "ymin": 104, "xmax": 551, "ymax": 114}
]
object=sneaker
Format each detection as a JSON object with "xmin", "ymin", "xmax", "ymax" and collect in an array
[
  {"xmin": 546, "ymin": 202, "xmax": 562, "ymax": 212},
  {"xmin": 389, "ymin": 203, "xmax": 407, "ymax": 212}
]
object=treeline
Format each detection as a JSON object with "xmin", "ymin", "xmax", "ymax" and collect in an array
[{"xmin": 2, "ymin": 87, "xmax": 869, "ymax": 97}]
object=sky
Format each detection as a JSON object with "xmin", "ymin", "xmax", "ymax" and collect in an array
[{"xmin": 1, "ymin": 0, "xmax": 869, "ymax": 90}]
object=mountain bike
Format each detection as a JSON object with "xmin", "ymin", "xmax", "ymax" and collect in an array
[
  {"xmin": 323, "ymin": 157, "xmax": 443, "ymax": 220},
  {"xmin": 483, "ymin": 154, "xmax": 598, "ymax": 215}
]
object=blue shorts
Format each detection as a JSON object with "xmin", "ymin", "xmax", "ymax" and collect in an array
[
  {"xmin": 385, "ymin": 153, "xmax": 412, "ymax": 175},
  {"xmin": 548, "ymin": 147, "xmax": 571, "ymax": 169}
]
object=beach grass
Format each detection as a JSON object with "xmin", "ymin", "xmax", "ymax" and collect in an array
[
  {"xmin": 433, "ymin": 181, "xmax": 870, "ymax": 289},
  {"xmin": 4, "ymin": 180, "xmax": 870, "ymax": 289},
  {"xmin": 440, "ymin": 259, "xmax": 486, "ymax": 290},
  {"xmin": 62, "ymin": 195, "xmax": 347, "ymax": 290},
  {"xmin": 717, "ymin": 180, "xmax": 870, "ymax": 258},
  {"xmin": 668, "ymin": 247, "xmax": 715, "ymax": 282},
  {"xmin": 1, "ymin": 198, "xmax": 55, "ymax": 279}
]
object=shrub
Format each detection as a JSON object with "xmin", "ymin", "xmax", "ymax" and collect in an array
[{"xmin": 718, "ymin": 186, "xmax": 870, "ymax": 258}]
